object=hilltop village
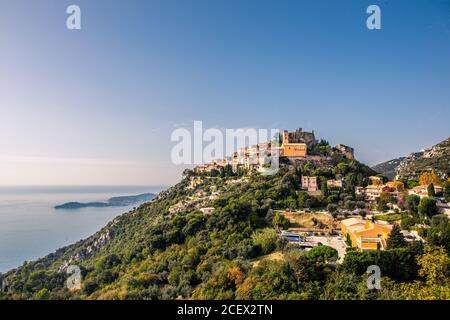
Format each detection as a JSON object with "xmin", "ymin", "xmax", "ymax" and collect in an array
[
  {"xmin": 195, "ymin": 128, "xmax": 355, "ymax": 174},
  {"xmin": 187, "ymin": 128, "xmax": 450, "ymax": 255},
  {"xmin": 2, "ymin": 129, "xmax": 450, "ymax": 300}
]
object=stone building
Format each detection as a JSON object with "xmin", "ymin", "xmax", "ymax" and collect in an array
[
  {"xmin": 281, "ymin": 128, "xmax": 316, "ymax": 157},
  {"xmin": 284, "ymin": 128, "xmax": 317, "ymax": 147},
  {"xmin": 301, "ymin": 176, "xmax": 318, "ymax": 192}
]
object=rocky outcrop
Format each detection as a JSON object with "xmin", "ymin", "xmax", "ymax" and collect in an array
[{"xmin": 59, "ymin": 230, "xmax": 113, "ymax": 272}]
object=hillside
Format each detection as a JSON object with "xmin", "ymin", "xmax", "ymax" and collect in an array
[
  {"xmin": 371, "ymin": 157, "xmax": 405, "ymax": 180},
  {"xmin": 396, "ymin": 137, "xmax": 450, "ymax": 180},
  {"xmin": 1, "ymin": 155, "xmax": 377, "ymax": 300},
  {"xmin": 372, "ymin": 137, "xmax": 450, "ymax": 180},
  {"xmin": 1, "ymin": 152, "xmax": 449, "ymax": 300}
]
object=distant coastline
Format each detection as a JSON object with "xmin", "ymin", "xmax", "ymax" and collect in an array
[
  {"xmin": 54, "ymin": 192, "xmax": 156, "ymax": 209},
  {"xmin": 0, "ymin": 186, "xmax": 165, "ymax": 272}
]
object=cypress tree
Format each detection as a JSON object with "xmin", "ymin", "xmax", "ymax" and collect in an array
[
  {"xmin": 428, "ymin": 183, "xmax": 436, "ymax": 197},
  {"xmin": 386, "ymin": 224, "xmax": 407, "ymax": 249}
]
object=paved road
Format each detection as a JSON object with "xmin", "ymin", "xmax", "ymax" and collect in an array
[{"xmin": 307, "ymin": 235, "xmax": 347, "ymax": 263}]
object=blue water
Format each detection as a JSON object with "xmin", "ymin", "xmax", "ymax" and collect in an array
[{"xmin": 0, "ymin": 186, "xmax": 165, "ymax": 272}]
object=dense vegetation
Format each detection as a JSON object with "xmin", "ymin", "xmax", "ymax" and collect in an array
[{"xmin": 1, "ymin": 156, "xmax": 449, "ymax": 300}]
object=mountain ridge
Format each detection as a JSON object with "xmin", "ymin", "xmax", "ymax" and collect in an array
[{"xmin": 372, "ymin": 137, "xmax": 450, "ymax": 181}]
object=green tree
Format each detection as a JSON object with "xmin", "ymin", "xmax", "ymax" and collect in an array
[
  {"xmin": 400, "ymin": 246, "xmax": 450, "ymax": 300},
  {"xmin": 272, "ymin": 213, "xmax": 291, "ymax": 230},
  {"xmin": 327, "ymin": 194, "xmax": 339, "ymax": 204},
  {"xmin": 356, "ymin": 201, "xmax": 366, "ymax": 210},
  {"xmin": 321, "ymin": 270, "xmax": 361, "ymax": 300},
  {"xmin": 251, "ymin": 228, "xmax": 278, "ymax": 255},
  {"xmin": 341, "ymin": 243, "xmax": 424, "ymax": 282},
  {"xmin": 407, "ymin": 179, "xmax": 420, "ymax": 189},
  {"xmin": 400, "ymin": 213, "xmax": 417, "ymax": 231},
  {"xmin": 297, "ymin": 191, "xmax": 309, "ymax": 209},
  {"xmin": 422, "ymin": 216, "xmax": 450, "ymax": 252},
  {"xmin": 345, "ymin": 200, "xmax": 356, "ymax": 211},
  {"xmin": 418, "ymin": 197, "xmax": 439, "ymax": 220},
  {"xmin": 386, "ymin": 224, "xmax": 407, "ymax": 249},
  {"xmin": 193, "ymin": 261, "xmax": 246, "ymax": 299},
  {"xmin": 322, "ymin": 180, "xmax": 329, "ymax": 197},
  {"xmin": 336, "ymin": 162, "xmax": 349, "ymax": 175},
  {"xmin": 236, "ymin": 260, "xmax": 298, "ymax": 300},
  {"xmin": 345, "ymin": 233, "xmax": 352, "ymax": 247},
  {"xmin": 376, "ymin": 197, "xmax": 388, "ymax": 212},
  {"xmin": 443, "ymin": 181, "xmax": 450, "ymax": 202},
  {"xmin": 286, "ymin": 196, "xmax": 298, "ymax": 210},
  {"xmin": 327, "ymin": 204, "xmax": 338, "ymax": 216},
  {"xmin": 305, "ymin": 245, "xmax": 338, "ymax": 264},
  {"xmin": 428, "ymin": 183, "xmax": 436, "ymax": 197},
  {"xmin": 404, "ymin": 194, "xmax": 420, "ymax": 215},
  {"xmin": 417, "ymin": 246, "xmax": 450, "ymax": 285}
]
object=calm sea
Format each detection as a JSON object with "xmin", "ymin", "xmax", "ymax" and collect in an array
[{"xmin": 0, "ymin": 186, "xmax": 165, "ymax": 272}]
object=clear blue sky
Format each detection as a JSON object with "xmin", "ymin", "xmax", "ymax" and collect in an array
[{"xmin": 1, "ymin": 0, "xmax": 449, "ymax": 185}]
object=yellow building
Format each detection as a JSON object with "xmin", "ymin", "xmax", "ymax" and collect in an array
[
  {"xmin": 281, "ymin": 131, "xmax": 307, "ymax": 157},
  {"xmin": 341, "ymin": 218, "xmax": 392, "ymax": 251},
  {"xmin": 282, "ymin": 144, "xmax": 307, "ymax": 157},
  {"xmin": 369, "ymin": 176, "xmax": 383, "ymax": 186},
  {"xmin": 386, "ymin": 181, "xmax": 404, "ymax": 191}
]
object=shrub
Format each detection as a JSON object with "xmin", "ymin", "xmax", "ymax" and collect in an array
[
  {"xmin": 305, "ymin": 246, "xmax": 338, "ymax": 264},
  {"xmin": 272, "ymin": 213, "xmax": 291, "ymax": 230},
  {"xmin": 251, "ymin": 228, "xmax": 278, "ymax": 255}
]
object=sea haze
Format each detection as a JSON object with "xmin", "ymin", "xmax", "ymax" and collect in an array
[{"xmin": 0, "ymin": 186, "xmax": 165, "ymax": 272}]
